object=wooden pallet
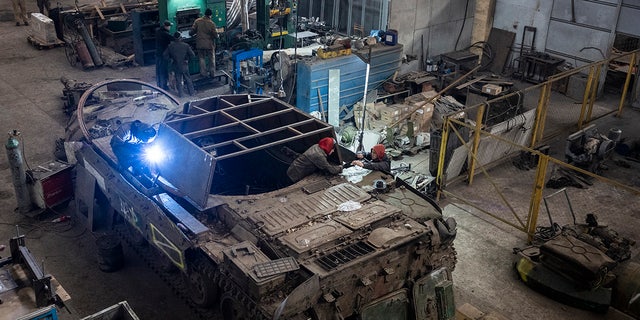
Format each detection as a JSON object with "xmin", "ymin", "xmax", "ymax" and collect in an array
[{"xmin": 27, "ymin": 35, "xmax": 65, "ymax": 50}]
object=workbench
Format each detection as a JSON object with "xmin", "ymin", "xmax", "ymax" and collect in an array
[{"xmin": 519, "ymin": 52, "xmax": 565, "ymax": 83}]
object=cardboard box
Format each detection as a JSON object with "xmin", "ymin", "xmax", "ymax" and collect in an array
[
  {"xmin": 482, "ymin": 84, "xmax": 503, "ymax": 96},
  {"xmin": 29, "ymin": 13, "xmax": 58, "ymax": 44},
  {"xmin": 378, "ymin": 104, "xmax": 402, "ymax": 122},
  {"xmin": 409, "ymin": 103, "xmax": 434, "ymax": 132}
]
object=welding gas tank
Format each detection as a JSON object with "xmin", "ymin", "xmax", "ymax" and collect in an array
[{"xmin": 384, "ymin": 29, "xmax": 398, "ymax": 46}]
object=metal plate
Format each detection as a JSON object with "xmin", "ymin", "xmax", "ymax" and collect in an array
[
  {"xmin": 279, "ymin": 220, "xmax": 352, "ymax": 254},
  {"xmin": 249, "ymin": 183, "xmax": 370, "ymax": 236},
  {"xmin": 334, "ymin": 200, "xmax": 400, "ymax": 230},
  {"xmin": 155, "ymin": 123, "xmax": 215, "ymax": 210},
  {"xmin": 0, "ymin": 269, "xmax": 17, "ymax": 294},
  {"xmin": 253, "ymin": 257, "xmax": 299, "ymax": 278}
]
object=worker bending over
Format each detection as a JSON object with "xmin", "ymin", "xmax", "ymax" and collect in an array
[
  {"xmin": 287, "ymin": 137, "xmax": 343, "ymax": 183},
  {"xmin": 110, "ymin": 120, "xmax": 157, "ymax": 174}
]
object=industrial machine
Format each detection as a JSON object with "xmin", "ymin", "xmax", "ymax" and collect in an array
[
  {"xmin": 514, "ymin": 189, "xmax": 636, "ymax": 315},
  {"xmin": 0, "ymin": 232, "xmax": 140, "ymax": 319},
  {"xmin": 565, "ymin": 124, "xmax": 616, "ymax": 173},
  {"xmin": 64, "ymin": 79, "xmax": 458, "ymax": 319},
  {"xmin": 256, "ymin": 0, "xmax": 295, "ymax": 49},
  {"xmin": 231, "ymin": 48, "xmax": 268, "ymax": 93},
  {"xmin": 0, "ymin": 234, "xmax": 61, "ymax": 318}
]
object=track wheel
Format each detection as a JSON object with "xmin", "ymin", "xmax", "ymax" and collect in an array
[
  {"xmin": 187, "ymin": 257, "xmax": 219, "ymax": 307},
  {"xmin": 65, "ymin": 42, "xmax": 78, "ymax": 66},
  {"xmin": 220, "ymin": 293, "xmax": 248, "ymax": 320}
]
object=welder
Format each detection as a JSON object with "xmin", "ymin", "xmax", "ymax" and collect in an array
[{"xmin": 110, "ymin": 120, "xmax": 157, "ymax": 175}]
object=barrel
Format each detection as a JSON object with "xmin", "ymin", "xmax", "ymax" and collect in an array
[
  {"xmin": 96, "ymin": 234, "xmax": 124, "ymax": 272},
  {"xmin": 611, "ymin": 261, "xmax": 640, "ymax": 318}
]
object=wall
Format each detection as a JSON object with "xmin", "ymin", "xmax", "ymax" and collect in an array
[
  {"xmin": 388, "ymin": 0, "xmax": 476, "ymax": 63},
  {"xmin": 491, "ymin": 0, "xmax": 553, "ymax": 54}
]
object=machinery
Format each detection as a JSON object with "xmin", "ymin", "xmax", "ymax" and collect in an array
[
  {"xmin": 0, "ymin": 232, "xmax": 140, "ymax": 319},
  {"xmin": 514, "ymin": 189, "xmax": 636, "ymax": 316},
  {"xmin": 0, "ymin": 234, "xmax": 61, "ymax": 317},
  {"xmin": 256, "ymin": 0, "xmax": 295, "ymax": 49},
  {"xmin": 565, "ymin": 124, "xmax": 616, "ymax": 173},
  {"xmin": 231, "ymin": 48, "xmax": 269, "ymax": 93},
  {"xmin": 64, "ymin": 79, "xmax": 458, "ymax": 319}
]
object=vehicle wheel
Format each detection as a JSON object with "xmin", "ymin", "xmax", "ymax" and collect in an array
[
  {"xmin": 220, "ymin": 293, "xmax": 248, "ymax": 320},
  {"xmin": 187, "ymin": 257, "xmax": 219, "ymax": 307},
  {"xmin": 65, "ymin": 42, "xmax": 78, "ymax": 67}
]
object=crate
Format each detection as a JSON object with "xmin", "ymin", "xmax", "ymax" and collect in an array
[{"xmin": 482, "ymin": 84, "xmax": 503, "ymax": 96}]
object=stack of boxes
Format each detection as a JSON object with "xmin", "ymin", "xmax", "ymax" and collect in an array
[
  {"xmin": 404, "ymin": 90, "xmax": 436, "ymax": 133},
  {"xmin": 353, "ymin": 90, "xmax": 437, "ymax": 134}
]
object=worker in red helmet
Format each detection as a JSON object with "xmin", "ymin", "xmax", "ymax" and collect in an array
[
  {"xmin": 287, "ymin": 137, "xmax": 343, "ymax": 183},
  {"xmin": 351, "ymin": 144, "xmax": 391, "ymax": 173}
]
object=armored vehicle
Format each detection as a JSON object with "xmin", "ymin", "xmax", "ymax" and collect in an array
[{"xmin": 65, "ymin": 79, "xmax": 458, "ymax": 319}]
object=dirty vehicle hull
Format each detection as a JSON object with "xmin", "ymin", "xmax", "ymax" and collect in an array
[{"xmin": 68, "ymin": 80, "xmax": 457, "ymax": 319}]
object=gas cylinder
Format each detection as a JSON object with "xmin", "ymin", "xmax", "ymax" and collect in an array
[{"xmin": 5, "ymin": 130, "xmax": 32, "ymax": 213}]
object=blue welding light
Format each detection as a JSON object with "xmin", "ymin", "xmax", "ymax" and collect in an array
[{"xmin": 144, "ymin": 143, "xmax": 166, "ymax": 164}]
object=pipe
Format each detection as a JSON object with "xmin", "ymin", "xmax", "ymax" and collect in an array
[{"xmin": 5, "ymin": 130, "xmax": 32, "ymax": 213}]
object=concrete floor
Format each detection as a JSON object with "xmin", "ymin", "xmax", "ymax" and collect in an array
[{"xmin": 0, "ymin": 5, "xmax": 639, "ymax": 320}]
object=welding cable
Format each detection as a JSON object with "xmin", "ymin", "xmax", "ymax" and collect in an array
[{"xmin": 454, "ymin": 0, "xmax": 470, "ymax": 51}]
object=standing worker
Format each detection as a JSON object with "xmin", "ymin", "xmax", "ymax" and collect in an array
[
  {"xmin": 11, "ymin": 0, "xmax": 28, "ymax": 26},
  {"xmin": 37, "ymin": 0, "xmax": 51, "ymax": 16},
  {"xmin": 164, "ymin": 32, "xmax": 196, "ymax": 97},
  {"xmin": 190, "ymin": 8, "xmax": 218, "ymax": 78},
  {"xmin": 155, "ymin": 20, "xmax": 174, "ymax": 90}
]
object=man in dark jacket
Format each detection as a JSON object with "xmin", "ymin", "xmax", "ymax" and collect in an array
[
  {"xmin": 351, "ymin": 144, "xmax": 391, "ymax": 172},
  {"xmin": 155, "ymin": 20, "xmax": 174, "ymax": 89},
  {"xmin": 190, "ymin": 8, "xmax": 218, "ymax": 77},
  {"xmin": 164, "ymin": 32, "xmax": 196, "ymax": 97},
  {"xmin": 287, "ymin": 137, "xmax": 343, "ymax": 183}
]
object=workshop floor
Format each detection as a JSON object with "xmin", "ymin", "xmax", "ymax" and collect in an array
[{"xmin": 0, "ymin": 7, "xmax": 639, "ymax": 320}]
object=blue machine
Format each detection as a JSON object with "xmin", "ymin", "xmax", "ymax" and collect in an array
[
  {"xmin": 232, "ymin": 48, "xmax": 267, "ymax": 94},
  {"xmin": 296, "ymin": 44, "xmax": 403, "ymax": 119}
]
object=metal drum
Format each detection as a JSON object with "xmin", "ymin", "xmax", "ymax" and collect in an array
[{"xmin": 96, "ymin": 234, "xmax": 124, "ymax": 272}]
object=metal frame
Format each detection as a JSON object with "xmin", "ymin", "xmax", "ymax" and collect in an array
[{"xmin": 167, "ymin": 94, "xmax": 338, "ymax": 162}]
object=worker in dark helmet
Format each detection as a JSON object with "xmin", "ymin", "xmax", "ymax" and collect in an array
[
  {"xmin": 110, "ymin": 120, "xmax": 157, "ymax": 174},
  {"xmin": 351, "ymin": 143, "xmax": 391, "ymax": 173},
  {"xmin": 287, "ymin": 137, "xmax": 343, "ymax": 183}
]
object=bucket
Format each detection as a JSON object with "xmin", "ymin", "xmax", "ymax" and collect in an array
[
  {"xmin": 96, "ymin": 234, "xmax": 124, "ymax": 272},
  {"xmin": 384, "ymin": 29, "xmax": 398, "ymax": 46}
]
